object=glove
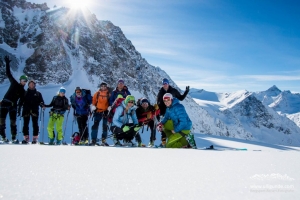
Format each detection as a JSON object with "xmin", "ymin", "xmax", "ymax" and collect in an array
[
  {"xmin": 107, "ymin": 106, "xmax": 111, "ymax": 111},
  {"xmin": 157, "ymin": 122, "xmax": 163, "ymax": 132},
  {"xmin": 122, "ymin": 125, "xmax": 130, "ymax": 132},
  {"xmin": 185, "ymin": 86, "xmax": 190, "ymax": 93},
  {"xmin": 4, "ymin": 56, "xmax": 11, "ymax": 64},
  {"xmin": 154, "ymin": 104, "xmax": 159, "ymax": 110},
  {"xmin": 90, "ymin": 104, "xmax": 96, "ymax": 112},
  {"xmin": 134, "ymin": 125, "xmax": 141, "ymax": 132},
  {"xmin": 147, "ymin": 112, "xmax": 152, "ymax": 119}
]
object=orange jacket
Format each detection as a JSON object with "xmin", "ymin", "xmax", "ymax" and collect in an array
[{"xmin": 92, "ymin": 89, "xmax": 110, "ymax": 112}]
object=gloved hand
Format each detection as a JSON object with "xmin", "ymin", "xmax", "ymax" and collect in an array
[
  {"xmin": 154, "ymin": 104, "xmax": 159, "ymax": 110},
  {"xmin": 185, "ymin": 86, "xmax": 190, "ymax": 93},
  {"xmin": 134, "ymin": 124, "xmax": 141, "ymax": 132},
  {"xmin": 157, "ymin": 122, "xmax": 163, "ymax": 132},
  {"xmin": 90, "ymin": 104, "xmax": 96, "ymax": 112},
  {"xmin": 4, "ymin": 56, "xmax": 11, "ymax": 64},
  {"xmin": 147, "ymin": 112, "xmax": 152, "ymax": 119},
  {"xmin": 121, "ymin": 125, "xmax": 130, "ymax": 132},
  {"xmin": 107, "ymin": 106, "xmax": 111, "ymax": 111}
]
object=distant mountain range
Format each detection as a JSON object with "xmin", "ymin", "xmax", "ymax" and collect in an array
[{"xmin": 1, "ymin": 0, "xmax": 300, "ymax": 146}]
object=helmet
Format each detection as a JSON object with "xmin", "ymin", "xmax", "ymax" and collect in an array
[{"xmin": 19, "ymin": 75, "xmax": 28, "ymax": 82}]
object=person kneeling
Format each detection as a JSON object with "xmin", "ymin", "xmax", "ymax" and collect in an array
[
  {"xmin": 157, "ymin": 93, "xmax": 196, "ymax": 148},
  {"xmin": 110, "ymin": 95, "xmax": 142, "ymax": 146}
]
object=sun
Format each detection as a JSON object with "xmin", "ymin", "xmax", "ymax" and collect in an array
[{"xmin": 67, "ymin": 0, "xmax": 90, "ymax": 10}]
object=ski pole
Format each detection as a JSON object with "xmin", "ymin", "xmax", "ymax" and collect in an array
[
  {"xmin": 38, "ymin": 107, "xmax": 42, "ymax": 142},
  {"xmin": 17, "ymin": 116, "xmax": 22, "ymax": 143},
  {"xmin": 40, "ymin": 109, "xmax": 45, "ymax": 144},
  {"xmin": 71, "ymin": 115, "xmax": 75, "ymax": 144},
  {"xmin": 63, "ymin": 110, "xmax": 70, "ymax": 143},
  {"xmin": 79, "ymin": 115, "xmax": 91, "ymax": 142}
]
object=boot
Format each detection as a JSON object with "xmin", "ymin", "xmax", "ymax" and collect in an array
[
  {"xmin": 158, "ymin": 138, "xmax": 166, "ymax": 148},
  {"xmin": 56, "ymin": 140, "xmax": 62, "ymax": 145},
  {"xmin": 32, "ymin": 136, "xmax": 38, "ymax": 144},
  {"xmin": 148, "ymin": 140, "xmax": 155, "ymax": 147},
  {"xmin": 22, "ymin": 135, "xmax": 29, "ymax": 144},
  {"xmin": 89, "ymin": 139, "xmax": 96, "ymax": 146},
  {"xmin": 49, "ymin": 138, "xmax": 55, "ymax": 145},
  {"xmin": 101, "ymin": 138, "xmax": 109, "ymax": 146}
]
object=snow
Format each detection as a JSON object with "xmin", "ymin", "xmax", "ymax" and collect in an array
[{"xmin": 0, "ymin": 135, "xmax": 299, "ymax": 200}]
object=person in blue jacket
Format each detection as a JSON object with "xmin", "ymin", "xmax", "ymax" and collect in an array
[
  {"xmin": 157, "ymin": 93, "xmax": 196, "ymax": 148},
  {"xmin": 110, "ymin": 95, "xmax": 142, "ymax": 146},
  {"xmin": 70, "ymin": 87, "xmax": 92, "ymax": 145}
]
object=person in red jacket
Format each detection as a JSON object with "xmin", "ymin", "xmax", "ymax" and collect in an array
[{"xmin": 136, "ymin": 98, "xmax": 160, "ymax": 147}]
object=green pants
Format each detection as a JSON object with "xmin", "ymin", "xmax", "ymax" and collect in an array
[
  {"xmin": 164, "ymin": 120, "xmax": 190, "ymax": 148},
  {"xmin": 47, "ymin": 113, "xmax": 64, "ymax": 140}
]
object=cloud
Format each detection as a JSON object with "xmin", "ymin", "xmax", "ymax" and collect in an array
[{"xmin": 238, "ymin": 75, "xmax": 300, "ymax": 81}]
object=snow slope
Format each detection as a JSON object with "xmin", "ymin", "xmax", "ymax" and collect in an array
[{"xmin": 0, "ymin": 135, "xmax": 299, "ymax": 200}]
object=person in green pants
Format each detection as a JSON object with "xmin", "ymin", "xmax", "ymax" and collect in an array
[
  {"xmin": 157, "ymin": 93, "xmax": 196, "ymax": 148},
  {"xmin": 44, "ymin": 87, "xmax": 70, "ymax": 145}
]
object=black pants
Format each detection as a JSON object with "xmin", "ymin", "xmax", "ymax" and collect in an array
[
  {"xmin": 0, "ymin": 101, "xmax": 17, "ymax": 139},
  {"xmin": 111, "ymin": 124, "xmax": 142, "ymax": 143},
  {"xmin": 23, "ymin": 113, "xmax": 39, "ymax": 136},
  {"xmin": 139, "ymin": 120, "xmax": 156, "ymax": 142},
  {"xmin": 76, "ymin": 115, "xmax": 89, "ymax": 141}
]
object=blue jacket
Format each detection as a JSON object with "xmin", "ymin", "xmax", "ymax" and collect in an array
[
  {"xmin": 112, "ymin": 101, "xmax": 138, "ymax": 128},
  {"xmin": 161, "ymin": 98, "xmax": 192, "ymax": 132},
  {"xmin": 70, "ymin": 90, "xmax": 91, "ymax": 116}
]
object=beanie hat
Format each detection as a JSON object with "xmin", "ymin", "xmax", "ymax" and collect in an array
[
  {"xmin": 59, "ymin": 87, "xmax": 66, "ymax": 93},
  {"xmin": 163, "ymin": 93, "xmax": 173, "ymax": 100},
  {"xmin": 162, "ymin": 78, "xmax": 169, "ymax": 85},
  {"xmin": 118, "ymin": 79, "xmax": 124, "ymax": 84},
  {"xmin": 28, "ymin": 79, "xmax": 36, "ymax": 86},
  {"xmin": 20, "ymin": 75, "xmax": 28, "ymax": 81},
  {"xmin": 100, "ymin": 82, "xmax": 107, "ymax": 86},
  {"xmin": 140, "ymin": 98, "xmax": 149, "ymax": 105},
  {"xmin": 117, "ymin": 94, "xmax": 124, "ymax": 99},
  {"xmin": 75, "ymin": 86, "xmax": 82, "ymax": 92},
  {"xmin": 124, "ymin": 95, "xmax": 135, "ymax": 105}
]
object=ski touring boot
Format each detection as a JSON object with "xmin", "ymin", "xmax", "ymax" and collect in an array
[
  {"xmin": 158, "ymin": 138, "xmax": 166, "ymax": 148},
  {"xmin": 22, "ymin": 135, "xmax": 29, "ymax": 144},
  {"xmin": 185, "ymin": 133, "xmax": 197, "ymax": 149},
  {"xmin": 148, "ymin": 140, "xmax": 155, "ymax": 147},
  {"xmin": 56, "ymin": 140, "xmax": 62, "ymax": 145},
  {"xmin": 113, "ymin": 137, "xmax": 122, "ymax": 146},
  {"xmin": 49, "ymin": 138, "xmax": 55, "ymax": 145},
  {"xmin": 32, "ymin": 136, "xmax": 38, "ymax": 144},
  {"xmin": 100, "ymin": 138, "xmax": 109, "ymax": 146}
]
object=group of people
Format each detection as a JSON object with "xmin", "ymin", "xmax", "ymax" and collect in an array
[{"xmin": 0, "ymin": 55, "xmax": 196, "ymax": 148}]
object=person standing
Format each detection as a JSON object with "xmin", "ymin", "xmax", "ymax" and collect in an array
[
  {"xmin": 90, "ymin": 82, "xmax": 110, "ymax": 146},
  {"xmin": 109, "ymin": 79, "xmax": 131, "ymax": 106},
  {"xmin": 70, "ymin": 87, "xmax": 92, "ymax": 145},
  {"xmin": 136, "ymin": 98, "xmax": 160, "ymax": 147},
  {"xmin": 0, "ymin": 56, "xmax": 27, "ymax": 143},
  {"xmin": 44, "ymin": 87, "xmax": 70, "ymax": 145},
  {"xmin": 157, "ymin": 93, "xmax": 196, "ymax": 148},
  {"xmin": 18, "ymin": 80, "xmax": 45, "ymax": 144},
  {"xmin": 110, "ymin": 95, "xmax": 142, "ymax": 146},
  {"xmin": 156, "ymin": 78, "xmax": 189, "ymax": 147}
]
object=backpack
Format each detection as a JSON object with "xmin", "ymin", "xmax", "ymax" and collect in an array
[
  {"xmin": 71, "ymin": 132, "xmax": 81, "ymax": 145},
  {"xmin": 82, "ymin": 89, "xmax": 92, "ymax": 105},
  {"xmin": 107, "ymin": 97, "xmax": 125, "ymax": 123}
]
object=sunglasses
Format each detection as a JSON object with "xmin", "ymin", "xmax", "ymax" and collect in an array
[
  {"xmin": 163, "ymin": 82, "xmax": 169, "ymax": 85},
  {"xmin": 127, "ymin": 101, "xmax": 134, "ymax": 104},
  {"xmin": 142, "ymin": 102, "xmax": 148, "ymax": 105},
  {"xmin": 76, "ymin": 92, "xmax": 81, "ymax": 94},
  {"xmin": 21, "ymin": 79, "xmax": 27, "ymax": 83},
  {"xmin": 163, "ymin": 99, "xmax": 171, "ymax": 102},
  {"xmin": 101, "ymin": 85, "xmax": 107, "ymax": 87}
]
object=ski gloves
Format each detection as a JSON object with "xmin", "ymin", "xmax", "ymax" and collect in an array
[
  {"xmin": 122, "ymin": 124, "xmax": 141, "ymax": 132},
  {"xmin": 4, "ymin": 56, "xmax": 11, "ymax": 64},
  {"xmin": 156, "ymin": 122, "xmax": 163, "ymax": 132},
  {"xmin": 154, "ymin": 104, "xmax": 159, "ymax": 110}
]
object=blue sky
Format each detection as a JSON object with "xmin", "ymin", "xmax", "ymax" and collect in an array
[{"xmin": 30, "ymin": 0, "xmax": 300, "ymax": 92}]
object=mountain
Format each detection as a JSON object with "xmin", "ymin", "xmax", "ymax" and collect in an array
[
  {"xmin": 191, "ymin": 88, "xmax": 300, "ymax": 146},
  {"xmin": 1, "ymin": 0, "xmax": 300, "ymax": 146}
]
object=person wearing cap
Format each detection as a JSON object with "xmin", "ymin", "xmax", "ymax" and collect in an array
[
  {"xmin": 70, "ymin": 86, "xmax": 92, "ymax": 145},
  {"xmin": 157, "ymin": 93, "xmax": 196, "ymax": 148},
  {"xmin": 110, "ymin": 95, "xmax": 142, "ymax": 146},
  {"xmin": 44, "ymin": 87, "xmax": 70, "ymax": 145},
  {"xmin": 18, "ymin": 80, "xmax": 45, "ymax": 144},
  {"xmin": 0, "ymin": 56, "xmax": 27, "ymax": 143},
  {"xmin": 156, "ymin": 78, "xmax": 190, "ymax": 147},
  {"xmin": 90, "ymin": 82, "xmax": 110, "ymax": 146},
  {"xmin": 136, "ymin": 98, "xmax": 160, "ymax": 147},
  {"xmin": 109, "ymin": 79, "xmax": 131, "ymax": 106}
]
